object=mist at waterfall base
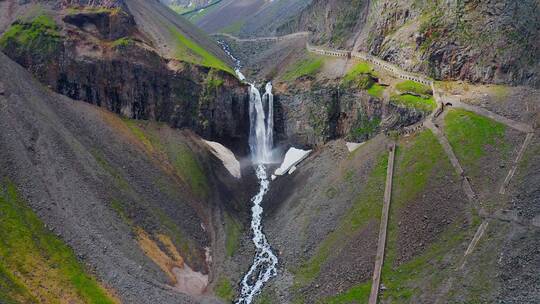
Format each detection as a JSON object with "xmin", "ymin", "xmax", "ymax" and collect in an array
[{"xmin": 236, "ymin": 81, "xmax": 279, "ymax": 304}]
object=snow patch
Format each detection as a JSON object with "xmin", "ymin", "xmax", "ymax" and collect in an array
[
  {"xmin": 203, "ymin": 140, "xmax": 241, "ymax": 179},
  {"xmin": 346, "ymin": 141, "xmax": 364, "ymax": 152},
  {"xmin": 274, "ymin": 147, "xmax": 311, "ymax": 176}
]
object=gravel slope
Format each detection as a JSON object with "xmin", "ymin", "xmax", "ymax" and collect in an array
[{"xmin": 0, "ymin": 52, "xmax": 237, "ymax": 304}]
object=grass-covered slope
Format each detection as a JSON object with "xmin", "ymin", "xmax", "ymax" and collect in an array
[
  {"xmin": 0, "ymin": 13, "xmax": 61, "ymax": 71},
  {"xmin": 443, "ymin": 108, "xmax": 522, "ymax": 209},
  {"xmin": 391, "ymin": 80, "xmax": 436, "ymax": 112},
  {"xmin": 0, "ymin": 14, "xmax": 60, "ymax": 55},
  {"xmin": 125, "ymin": 0, "xmax": 234, "ymax": 73},
  {"xmin": 282, "ymin": 54, "xmax": 323, "ymax": 81},
  {"xmin": 379, "ymin": 130, "xmax": 470, "ymax": 303},
  {"xmin": 0, "ymin": 180, "xmax": 117, "ymax": 304}
]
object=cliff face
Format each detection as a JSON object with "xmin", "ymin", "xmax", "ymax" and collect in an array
[
  {"xmin": 0, "ymin": 0, "xmax": 249, "ymax": 151},
  {"xmin": 273, "ymin": 81, "xmax": 424, "ymax": 148},
  {"xmin": 280, "ymin": 0, "xmax": 540, "ymax": 87}
]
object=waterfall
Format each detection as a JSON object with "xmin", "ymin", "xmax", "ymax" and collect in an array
[
  {"xmin": 217, "ymin": 40, "xmax": 278, "ymax": 304},
  {"xmin": 263, "ymin": 82, "xmax": 274, "ymax": 155},
  {"xmin": 249, "ymin": 83, "xmax": 274, "ymax": 164},
  {"xmin": 237, "ymin": 82, "xmax": 278, "ymax": 304}
]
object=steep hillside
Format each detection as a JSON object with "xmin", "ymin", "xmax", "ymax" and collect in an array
[
  {"xmin": 160, "ymin": 0, "xmax": 213, "ymax": 14},
  {"xmin": 192, "ymin": 0, "xmax": 310, "ymax": 37},
  {"xmin": 1, "ymin": 0, "xmax": 539, "ymax": 303},
  {"xmin": 0, "ymin": 51, "xmax": 257, "ymax": 303},
  {"xmin": 279, "ymin": 0, "xmax": 540, "ymax": 87},
  {"xmin": 125, "ymin": 0, "xmax": 234, "ymax": 70}
]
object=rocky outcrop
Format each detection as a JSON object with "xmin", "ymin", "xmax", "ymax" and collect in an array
[
  {"xmin": 273, "ymin": 81, "xmax": 423, "ymax": 147},
  {"xmin": 280, "ymin": 0, "xmax": 540, "ymax": 88},
  {"xmin": 62, "ymin": 5, "xmax": 135, "ymax": 40},
  {"xmin": 277, "ymin": 0, "xmax": 368, "ymax": 48},
  {"xmin": 0, "ymin": 3, "xmax": 250, "ymax": 153}
]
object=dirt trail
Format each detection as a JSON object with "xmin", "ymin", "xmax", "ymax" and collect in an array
[
  {"xmin": 460, "ymin": 220, "xmax": 489, "ymax": 269},
  {"xmin": 500, "ymin": 133, "xmax": 534, "ymax": 194},
  {"xmin": 368, "ymin": 143, "xmax": 396, "ymax": 304}
]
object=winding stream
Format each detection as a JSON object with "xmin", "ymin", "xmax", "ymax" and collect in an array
[{"xmin": 218, "ymin": 40, "xmax": 279, "ymax": 303}]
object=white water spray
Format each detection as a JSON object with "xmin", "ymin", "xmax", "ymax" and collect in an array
[
  {"xmin": 248, "ymin": 84, "xmax": 274, "ymax": 164},
  {"xmin": 262, "ymin": 82, "xmax": 274, "ymax": 155},
  {"xmin": 217, "ymin": 40, "xmax": 278, "ymax": 303}
]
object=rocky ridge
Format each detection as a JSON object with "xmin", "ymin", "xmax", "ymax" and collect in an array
[{"xmin": 0, "ymin": 0, "xmax": 250, "ymax": 152}]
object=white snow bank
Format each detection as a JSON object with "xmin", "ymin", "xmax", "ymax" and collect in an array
[
  {"xmin": 274, "ymin": 147, "xmax": 312, "ymax": 176},
  {"xmin": 346, "ymin": 142, "xmax": 365, "ymax": 152},
  {"xmin": 203, "ymin": 140, "xmax": 241, "ymax": 179}
]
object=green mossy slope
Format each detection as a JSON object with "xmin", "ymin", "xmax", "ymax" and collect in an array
[
  {"xmin": 0, "ymin": 180, "xmax": 116, "ymax": 303},
  {"xmin": 0, "ymin": 14, "xmax": 61, "ymax": 60}
]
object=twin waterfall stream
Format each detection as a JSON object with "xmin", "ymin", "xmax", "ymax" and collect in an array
[
  {"xmin": 237, "ymin": 83, "xmax": 279, "ymax": 304},
  {"xmin": 221, "ymin": 41, "xmax": 278, "ymax": 303}
]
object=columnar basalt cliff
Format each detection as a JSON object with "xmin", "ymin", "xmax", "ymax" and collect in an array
[
  {"xmin": 273, "ymin": 82, "xmax": 424, "ymax": 148},
  {"xmin": 0, "ymin": 0, "xmax": 250, "ymax": 151}
]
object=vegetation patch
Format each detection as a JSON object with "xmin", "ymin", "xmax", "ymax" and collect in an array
[
  {"xmin": 342, "ymin": 62, "xmax": 378, "ymax": 89},
  {"xmin": 294, "ymin": 152, "xmax": 388, "ymax": 287},
  {"xmin": 136, "ymin": 228, "xmax": 184, "ymax": 283},
  {"xmin": 167, "ymin": 25, "xmax": 234, "ymax": 74},
  {"xmin": 169, "ymin": 143, "xmax": 210, "ymax": 199},
  {"xmin": 0, "ymin": 179, "xmax": 116, "ymax": 303},
  {"xmin": 391, "ymin": 94, "xmax": 436, "ymax": 112},
  {"xmin": 395, "ymin": 80, "xmax": 432, "ymax": 96},
  {"xmin": 418, "ymin": 10, "xmax": 444, "ymax": 52},
  {"xmin": 322, "ymin": 281, "xmax": 372, "ymax": 304},
  {"xmin": 282, "ymin": 55, "xmax": 323, "ymax": 81},
  {"xmin": 65, "ymin": 7, "xmax": 122, "ymax": 16},
  {"xmin": 205, "ymin": 69, "xmax": 225, "ymax": 92},
  {"xmin": 391, "ymin": 130, "xmax": 449, "ymax": 214},
  {"xmin": 255, "ymin": 288, "xmax": 277, "ymax": 304},
  {"xmin": 91, "ymin": 149, "xmax": 130, "ymax": 190},
  {"xmin": 444, "ymin": 109, "xmax": 508, "ymax": 169},
  {"xmin": 0, "ymin": 14, "xmax": 61, "ymax": 59},
  {"xmin": 367, "ymin": 83, "xmax": 385, "ymax": 98},
  {"xmin": 111, "ymin": 37, "xmax": 133, "ymax": 49},
  {"xmin": 215, "ymin": 277, "xmax": 235, "ymax": 302},
  {"xmin": 342, "ymin": 62, "xmax": 385, "ymax": 98},
  {"xmin": 224, "ymin": 213, "xmax": 242, "ymax": 257},
  {"xmin": 348, "ymin": 112, "xmax": 381, "ymax": 142},
  {"xmin": 343, "ymin": 62, "xmax": 375, "ymax": 81}
]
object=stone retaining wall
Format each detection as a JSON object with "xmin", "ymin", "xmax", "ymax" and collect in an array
[{"xmin": 307, "ymin": 43, "xmax": 433, "ymax": 86}]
